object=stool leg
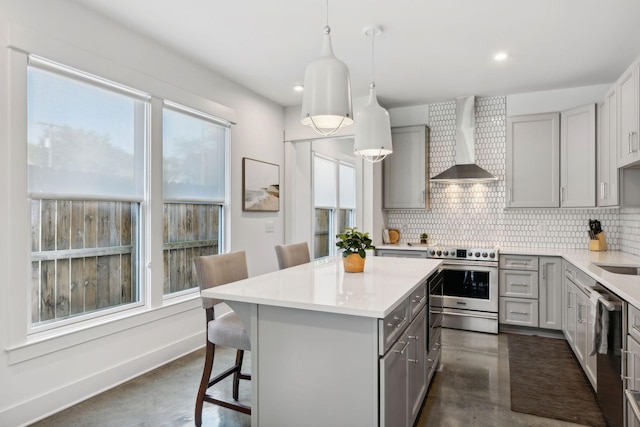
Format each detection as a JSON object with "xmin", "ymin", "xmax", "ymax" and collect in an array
[
  {"xmin": 233, "ymin": 349, "xmax": 244, "ymax": 401},
  {"xmin": 195, "ymin": 340, "xmax": 215, "ymax": 427}
]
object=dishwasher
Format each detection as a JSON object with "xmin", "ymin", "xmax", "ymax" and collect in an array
[{"xmin": 592, "ymin": 284, "xmax": 625, "ymax": 427}]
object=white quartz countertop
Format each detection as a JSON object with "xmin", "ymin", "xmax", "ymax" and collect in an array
[
  {"xmin": 202, "ymin": 255, "xmax": 442, "ymax": 318},
  {"xmin": 378, "ymin": 244, "xmax": 640, "ymax": 309}
]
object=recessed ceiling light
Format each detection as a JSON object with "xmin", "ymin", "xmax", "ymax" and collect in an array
[
  {"xmin": 293, "ymin": 84, "xmax": 304, "ymax": 92},
  {"xmin": 494, "ymin": 52, "xmax": 508, "ymax": 62}
]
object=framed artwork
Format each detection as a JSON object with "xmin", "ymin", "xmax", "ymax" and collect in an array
[{"xmin": 242, "ymin": 157, "xmax": 280, "ymax": 211}]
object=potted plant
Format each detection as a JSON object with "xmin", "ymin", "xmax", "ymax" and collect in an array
[
  {"xmin": 336, "ymin": 227, "xmax": 376, "ymax": 273},
  {"xmin": 420, "ymin": 233, "xmax": 429, "ymax": 244}
]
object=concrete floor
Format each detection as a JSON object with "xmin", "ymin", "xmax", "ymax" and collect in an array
[{"xmin": 31, "ymin": 329, "xmax": 586, "ymax": 427}]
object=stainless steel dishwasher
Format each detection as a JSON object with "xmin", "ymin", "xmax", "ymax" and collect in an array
[{"xmin": 593, "ymin": 284, "xmax": 625, "ymax": 427}]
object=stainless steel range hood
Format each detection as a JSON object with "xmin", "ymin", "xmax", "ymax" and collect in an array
[{"xmin": 430, "ymin": 96, "xmax": 497, "ymax": 183}]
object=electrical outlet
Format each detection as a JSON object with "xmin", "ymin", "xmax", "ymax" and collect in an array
[{"xmin": 265, "ymin": 221, "xmax": 275, "ymax": 233}]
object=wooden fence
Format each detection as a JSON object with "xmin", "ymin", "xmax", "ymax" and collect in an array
[{"xmin": 30, "ymin": 200, "xmax": 219, "ymax": 324}]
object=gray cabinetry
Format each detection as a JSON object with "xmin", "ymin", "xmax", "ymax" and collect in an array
[
  {"xmin": 539, "ymin": 257, "xmax": 562, "ymax": 330},
  {"xmin": 379, "ymin": 276, "xmax": 431, "ymax": 427},
  {"xmin": 561, "ymin": 260, "xmax": 597, "ymax": 389},
  {"xmin": 383, "ymin": 126, "xmax": 429, "ymax": 209},
  {"xmin": 597, "ymin": 88, "xmax": 619, "ymax": 206},
  {"xmin": 499, "ymin": 255, "xmax": 561, "ymax": 330},
  {"xmin": 560, "ymin": 104, "xmax": 596, "ymax": 207},
  {"xmin": 618, "ymin": 60, "xmax": 640, "ymax": 168},
  {"xmin": 626, "ymin": 306, "xmax": 640, "ymax": 427},
  {"xmin": 506, "ymin": 113, "xmax": 560, "ymax": 207}
]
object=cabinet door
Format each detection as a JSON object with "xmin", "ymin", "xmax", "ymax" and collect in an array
[
  {"xmin": 560, "ymin": 104, "xmax": 596, "ymax": 207},
  {"xmin": 627, "ymin": 335, "xmax": 640, "ymax": 393},
  {"xmin": 383, "ymin": 126, "xmax": 428, "ymax": 209},
  {"xmin": 506, "ymin": 113, "xmax": 560, "ymax": 207},
  {"xmin": 539, "ymin": 257, "xmax": 563, "ymax": 330},
  {"xmin": 575, "ymin": 288, "xmax": 588, "ymax": 362},
  {"xmin": 563, "ymin": 278, "xmax": 577, "ymax": 347},
  {"xmin": 380, "ymin": 338, "xmax": 408, "ymax": 427},
  {"xmin": 597, "ymin": 88, "xmax": 619, "ymax": 206},
  {"xmin": 407, "ymin": 307, "xmax": 427, "ymax": 425},
  {"xmin": 618, "ymin": 62, "xmax": 640, "ymax": 167}
]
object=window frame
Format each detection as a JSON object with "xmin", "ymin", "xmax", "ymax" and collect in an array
[{"xmin": 6, "ymin": 37, "xmax": 234, "ymax": 364}]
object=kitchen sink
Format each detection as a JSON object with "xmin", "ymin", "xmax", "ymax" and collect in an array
[{"xmin": 595, "ymin": 264, "xmax": 640, "ymax": 275}]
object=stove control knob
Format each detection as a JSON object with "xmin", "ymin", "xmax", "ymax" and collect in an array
[
  {"xmin": 475, "ymin": 252, "xmax": 481, "ymax": 257},
  {"xmin": 430, "ymin": 250, "xmax": 436, "ymax": 256},
  {"xmin": 489, "ymin": 252, "xmax": 496, "ymax": 259},
  {"xmin": 436, "ymin": 250, "xmax": 442, "ymax": 256},
  {"xmin": 443, "ymin": 250, "xmax": 449, "ymax": 256},
  {"xmin": 482, "ymin": 252, "xmax": 488, "ymax": 258},
  {"xmin": 468, "ymin": 252, "xmax": 473, "ymax": 257}
]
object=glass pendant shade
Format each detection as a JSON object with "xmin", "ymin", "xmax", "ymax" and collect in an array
[
  {"xmin": 354, "ymin": 84, "xmax": 392, "ymax": 163},
  {"xmin": 301, "ymin": 29, "xmax": 353, "ymax": 136}
]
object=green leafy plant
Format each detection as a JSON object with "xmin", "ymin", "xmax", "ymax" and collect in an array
[
  {"xmin": 336, "ymin": 227, "xmax": 375, "ymax": 258},
  {"xmin": 420, "ymin": 233, "xmax": 429, "ymax": 239}
]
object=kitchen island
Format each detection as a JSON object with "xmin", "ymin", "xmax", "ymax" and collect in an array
[{"xmin": 202, "ymin": 255, "xmax": 442, "ymax": 427}]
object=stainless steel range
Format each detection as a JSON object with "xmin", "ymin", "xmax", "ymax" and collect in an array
[{"xmin": 426, "ymin": 246, "xmax": 499, "ymax": 334}]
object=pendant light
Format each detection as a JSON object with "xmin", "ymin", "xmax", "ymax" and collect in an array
[
  {"xmin": 300, "ymin": 0, "xmax": 353, "ymax": 136},
  {"xmin": 354, "ymin": 26, "xmax": 392, "ymax": 163}
]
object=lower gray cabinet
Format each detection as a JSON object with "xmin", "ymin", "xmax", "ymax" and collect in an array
[
  {"xmin": 407, "ymin": 306, "xmax": 427, "ymax": 423},
  {"xmin": 379, "ymin": 276, "xmax": 432, "ymax": 427},
  {"xmin": 499, "ymin": 255, "xmax": 561, "ymax": 330},
  {"xmin": 539, "ymin": 257, "xmax": 562, "ymax": 330}
]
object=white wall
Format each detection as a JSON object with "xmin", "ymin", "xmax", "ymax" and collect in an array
[{"xmin": 0, "ymin": 0, "xmax": 284, "ymax": 425}]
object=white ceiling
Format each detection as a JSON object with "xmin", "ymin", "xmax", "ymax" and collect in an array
[{"xmin": 72, "ymin": 0, "xmax": 640, "ymax": 109}]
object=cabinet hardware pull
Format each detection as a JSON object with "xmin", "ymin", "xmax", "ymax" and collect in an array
[
  {"xmin": 509, "ymin": 311, "xmax": 529, "ymax": 315},
  {"xmin": 509, "ymin": 188, "xmax": 512, "ymax": 203},
  {"xmin": 456, "ymin": 301, "xmax": 467, "ymax": 305},
  {"xmin": 630, "ymin": 131, "xmax": 638, "ymax": 153},
  {"xmin": 408, "ymin": 335, "xmax": 419, "ymax": 341},
  {"xmin": 427, "ymin": 358, "xmax": 434, "ymax": 362},
  {"xmin": 510, "ymin": 283, "xmax": 528, "ymax": 287},
  {"xmin": 561, "ymin": 187, "xmax": 564, "ymax": 202},
  {"xmin": 541, "ymin": 263, "xmax": 547, "ymax": 279}
]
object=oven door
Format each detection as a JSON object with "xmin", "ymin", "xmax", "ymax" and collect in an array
[{"xmin": 440, "ymin": 261, "xmax": 498, "ymax": 313}]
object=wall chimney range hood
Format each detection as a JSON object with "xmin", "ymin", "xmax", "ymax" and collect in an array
[{"xmin": 430, "ymin": 96, "xmax": 497, "ymax": 183}]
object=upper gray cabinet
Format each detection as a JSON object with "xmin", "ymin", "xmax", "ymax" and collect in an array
[
  {"xmin": 383, "ymin": 126, "xmax": 429, "ymax": 209},
  {"xmin": 617, "ymin": 60, "xmax": 640, "ymax": 168},
  {"xmin": 560, "ymin": 104, "xmax": 596, "ymax": 207},
  {"xmin": 597, "ymin": 88, "xmax": 619, "ymax": 207},
  {"xmin": 506, "ymin": 113, "xmax": 560, "ymax": 208}
]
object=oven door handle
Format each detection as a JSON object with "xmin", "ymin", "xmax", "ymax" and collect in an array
[
  {"xmin": 440, "ymin": 259, "xmax": 498, "ymax": 269},
  {"xmin": 443, "ymin": 310, "xmax": 497, "ymax": 320}
]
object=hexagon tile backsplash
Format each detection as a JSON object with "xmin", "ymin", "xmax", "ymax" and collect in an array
[{"xmin": 386, "ymin": 96, "xmax": 635, "ymax": 255}]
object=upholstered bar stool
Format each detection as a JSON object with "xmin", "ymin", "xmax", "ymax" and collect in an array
[
  {"xmin": 193, "ymin": 251, "xmax": 251, "ymax": 426},
  {"xmin": 274, "ymin": 242, "xmax": 311, "ymax": 270}
]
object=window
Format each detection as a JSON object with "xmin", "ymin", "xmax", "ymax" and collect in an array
[
  {"xmin": 313, "ymin": 155, "xmax": 356, "ymax": 259},
  {"xmin": 162, "ymin": 104, "xmax": 228, "ymax": 295},
  {"xmin": 27, "ymin": 57, "xmax": 148, "ymax": 327}
]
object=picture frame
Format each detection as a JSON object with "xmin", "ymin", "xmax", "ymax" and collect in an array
[{"xmin": 242, "ymin": 157, "xmax": 280, "ymax": 212}]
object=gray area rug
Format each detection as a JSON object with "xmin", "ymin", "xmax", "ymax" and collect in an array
[{"xmin": 507, "ymin": 333, "xmax": 607, "ymax": 427}]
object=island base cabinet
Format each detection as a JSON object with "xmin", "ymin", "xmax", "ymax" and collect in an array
[
  {"xmin": 250, "ymin": 304, "xmax": 379, "ymax": 427},
  {"xmin": 380, "ymin": 334, "xmax": 408, "ymax": 427}
]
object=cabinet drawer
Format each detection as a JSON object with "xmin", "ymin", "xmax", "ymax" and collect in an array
[
  {"xmin": 409, "ymin": 282, "xmax": 428, "ymax": 320},
  {"xmin": 379, "ymin": 297, "xmax": 410, "ymax": 355},
  {"xmin": 499, "ymin": 270, "xmax": 539, "ymax": 298},
  {"xmin": 564, "ymin": 260, "xmax": 596, "ymax": 291},
  {"xmin": 499, "ymin": 255, "xmax": 539, "ymax": 271},
  {"xmin": 499, "ymin": 297, "xmax": 539, "ymax": 327},
  {"xmin": 376, "ymin": 249, "xmax": 427, "ymax": 258},
  {"xmin": 630, "ymin": 305, "xmax": 640, "ymax": 344}
]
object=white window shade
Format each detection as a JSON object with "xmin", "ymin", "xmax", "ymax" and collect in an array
[
  {"xmin": 314, "ymin": 155, "xmax": 337, "ymax": 207},
  {"xmin": 27, "ymin": 64, "xmax": 147, "ymax": 199},
  {"xmin": 163, "ymin": 107, "xmax": 227, "ymax": 202},
  {"xmin": 339, "ymin": 164, "xmax": 356, "ymax": 209}
]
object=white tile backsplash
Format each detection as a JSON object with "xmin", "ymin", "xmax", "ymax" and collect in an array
[{"xmin": 386, "ymin": 96, "xmax": 633, "ymax": 254}]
